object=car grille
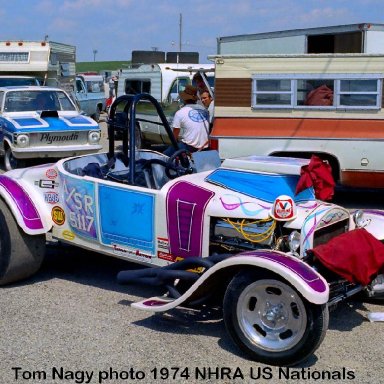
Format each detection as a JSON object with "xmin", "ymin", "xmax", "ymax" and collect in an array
[
  {"xmin": 28, "ymin": 131, "xmax": 89, "ymax": 146},
  {"xmin": 313, "ymin": 218, "xmax": 349, "ymax": 248}
]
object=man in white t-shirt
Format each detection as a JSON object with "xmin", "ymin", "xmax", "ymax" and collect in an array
[{"xmin": 164, "ymin": 85, "xmax": 210, "ymax": 156}]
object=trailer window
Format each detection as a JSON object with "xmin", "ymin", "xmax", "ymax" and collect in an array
[
  {"xmin": 252, "ymin": 74, "xmax": 382, "ymax": 110},
  {"xmin": 338, "ymin": 79, "xmax": 380, "ymax": 107},
  {"xmin": 125, "ymin": 80, "xmax": 151, "ymax": 95},
  {"xmin": 254, "ymin": 79, "xmax": 292, "ymax": 106}
]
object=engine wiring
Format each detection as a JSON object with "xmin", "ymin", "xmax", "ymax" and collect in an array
[{"xmin": 222, "ymin": 217, "xmax": 276, "ymax": 243}]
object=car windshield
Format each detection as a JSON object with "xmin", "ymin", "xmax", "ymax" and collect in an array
[{"xmin": 3, "ymin": 90, "xmax": 77, "ymax": 112}]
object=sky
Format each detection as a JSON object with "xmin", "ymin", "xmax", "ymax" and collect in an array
[{"xmin": 1, "ymin": 0, "xmax": 383, "ymax": 62}]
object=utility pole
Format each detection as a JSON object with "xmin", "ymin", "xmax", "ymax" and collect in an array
[
  {"xmin": 179, "ymin": 13, "xmax": 182, "ymax": 52},
  {"xmin": 93, "ymin": 49, "xmax": 98, "ymax": 62}
]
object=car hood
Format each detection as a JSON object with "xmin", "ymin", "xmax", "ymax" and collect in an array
[{"xmin": 2, "ymin": 112, "xmax": 98, "ymax": 132}]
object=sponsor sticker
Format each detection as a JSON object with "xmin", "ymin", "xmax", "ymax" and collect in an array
[
  {"xmin": 45, "ymin": 168, "xmax": 58, "ymax": 179},
  {"xmin": 112, "ymin": 244, "xmax": 152, "ymax": 260},
  {"xmin": 157, "ymin": 251, "xmax": 175, "ymax": 262},
  {"xmin": 62, "ymin": 230, "xmax": 75, "ymax": 241},
  {"xmin": 157, "ymin": 237, "xmax": 169, "ymax": 250},
  {"xmin": 35, "ymin": 179, "xmax": 59, "ymax": 189},
  {"xmin": 44, "ymin": 191, "xmax": 59, "ymax": 204},
  {"xmin": 272, "ymin": 196, "xmax": 295, "ymax": 220},
  {"xmin": 51, "ymin": 206, "xmax": 65, "ymax": 226}
]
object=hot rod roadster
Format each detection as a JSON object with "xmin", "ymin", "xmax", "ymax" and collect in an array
[{"xmin": 0, "ymin": 94, "xmax": 384, "ymax": 366}]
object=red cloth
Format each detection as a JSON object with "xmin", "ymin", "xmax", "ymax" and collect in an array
[
  {"xmin": 295, "ymin": 155, "xmax": 335, "ymax": 201},
  {"xmin": 310, "ymin": 228, "xmax": 384, "ymax": 286},
  {"xmin": 305, "ymin": 85, "xmax": 334, "ymax": 106}
]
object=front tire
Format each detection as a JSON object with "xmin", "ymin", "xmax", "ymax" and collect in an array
[
  {"xmin": 0, "ymin": 199, "xmax": 46, "ymax": 285},
  {"xmin": 223, "ymin": 270, "xmax": 329, "ymax": 366},
  {"xmin": 4, "ymin": 148, "xmax": 26, "ymax": 171}
]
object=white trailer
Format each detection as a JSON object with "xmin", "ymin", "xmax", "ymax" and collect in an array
[
  {"xmin": 0, "ymin": 40, "xmax": 104, "ymax": 121},
  {"xmin": 0, "ymin": 40, "xmax": 76, "ymax": 90},
  {"xmin": 217, "ymin": 23, "xmax": 384, "ymax": 55}
]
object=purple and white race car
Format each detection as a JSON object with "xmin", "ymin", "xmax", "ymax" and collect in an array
[{"xmin": 0, "ymin": 93, "xmax": 384, "ymax": 366}]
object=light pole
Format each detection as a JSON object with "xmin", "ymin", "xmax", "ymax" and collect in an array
[{"xmin": 93, "ymin": 49, "xmax": 98, "ymax": 62}]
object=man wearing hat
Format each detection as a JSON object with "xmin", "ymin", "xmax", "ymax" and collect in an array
[{"xmin": 164, "ymin": 85, "xmax": 210, "ymax": 156}]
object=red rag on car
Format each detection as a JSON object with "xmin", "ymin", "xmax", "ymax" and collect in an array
[
  {"xmin": 310, "ymin": 228, "xmax": 384, "ymax": 286},
  {"xmin": 295, "ymin": 155, "xmax": 335, "ymax": 201}
]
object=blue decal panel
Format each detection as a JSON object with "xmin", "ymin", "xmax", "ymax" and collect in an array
[
  {"xmin": 99, "ymin": 185, "xmax": 155, "ymax": 253},
  {"xmin": 12, "ymin": 118, "xmax": 44, "ymax": 127},
  {"xmin": 62, "ymin": 175, "xmax": 98, "ymax": 240},
  {"xmin": 206, "ymin": 169, "xmax": 315, "ymax": 203}
]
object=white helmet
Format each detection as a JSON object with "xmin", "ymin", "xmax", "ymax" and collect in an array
[{"xmin": 270, "ymin": 195, "xmax": 297, "ymax": 221}]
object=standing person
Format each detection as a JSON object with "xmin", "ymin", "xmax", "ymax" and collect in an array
[
  {"xmin": 164, "ymin": 85, "xmax": 210, "ymax": 156},
  {"xmin": 200, "ymin": 89, "xmax": 214, "ymax": 131}
]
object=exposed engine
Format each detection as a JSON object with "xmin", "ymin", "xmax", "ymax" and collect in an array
[{"xmin": 210, "ymin": 217, "xmax": 291, "ymax": 254}]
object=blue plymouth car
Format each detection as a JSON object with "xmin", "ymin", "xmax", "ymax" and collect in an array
[{"xmin": 0, "ymin": 86, "xmax": 102, "ymax": 170}]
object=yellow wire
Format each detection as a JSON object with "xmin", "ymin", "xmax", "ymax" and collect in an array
[{"xmin": 223, "ymin": 218, "xmax": 276, "ymax": 243}]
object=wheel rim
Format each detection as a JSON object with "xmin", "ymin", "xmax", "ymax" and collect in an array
[{"xmin": 236, "ymin": 279, "xmax": 307, "ymax": 352}]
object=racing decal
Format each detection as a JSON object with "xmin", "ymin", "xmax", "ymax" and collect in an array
[
  {"xmin": 157, "ymin": 237, "xmax": 169, "ymax": 251},
  {"xmin": 271, "ymin": 195, "xmax": 296, "ymax": 221},
  {"xmin": 98, "ymin": 185, "xmax": 155, "ymax": 253},
  {"xmin": 158, "ymin": 251, "xmax": 174, "ymax": 262},
  {"xmin": 45, "ymin": 168, "xmax": 58, "ymax": 179},
  {"xmin": 112, "ymin": 244, "xmax": 152, "ymax": 260},
  {"xmin": 62, "ymin": 230, "xmax": 75, "ymax": 241},
  {"xmin": 62, "ymin": 175, "xmax": 97, "ymax": 240},
  {"xmin": 10, "ymin": 117, "xmax": 49, "ymax": 129},
  {"xmin": 51, "ymin": 206, "xmax": 65, "ymax": 226},
  {"xmin": 44, "ymin": 191, "xmax": 59, "ymax": 204},
  {"xmin": 62, "ymin": 115, "xmax": 98, "ymax": 127},
  {"xmin": 34, "ymin": 179, "xmax": 59, "ymax": 189},
  {"xmin": 166, "ymin": 181, "xmax": 214, "ymax": 259}
]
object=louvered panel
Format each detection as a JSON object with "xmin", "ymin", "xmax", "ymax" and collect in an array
[{"xmin": 215, "ymin": 78, "xmax": 252, "ymax": 107}]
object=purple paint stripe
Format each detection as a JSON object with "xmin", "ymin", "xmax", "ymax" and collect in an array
[
  {"xmin": 361, "ymin": 209, "xmax": 384, "ymax": 217},
  {"xmin": 142, "ymin": 299, "xmax": 170, "ymax": 307},
  {"xmin": 239, "ymin": 250, "xmax": 327, "ymax": 293},
  {"xmin": 0, "ymin": 175, "xmax": 43, "ymax": 230}
]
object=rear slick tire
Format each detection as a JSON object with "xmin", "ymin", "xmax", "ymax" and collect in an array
[
  {"xmin": 223, "ymin": 270, "xmax": 329, "ymax": 366},
  {"xmin": 0, "ymin": 199, "xmax": 46, "ymax": 285}
]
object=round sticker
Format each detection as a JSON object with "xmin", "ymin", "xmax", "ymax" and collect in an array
[{"xmin": 51, "ymin": 206, "xmax": 65, "ymax": 225}]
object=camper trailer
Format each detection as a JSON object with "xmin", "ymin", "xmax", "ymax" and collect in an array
[
  {"xmin": 210, "ymin": 52, "xmax": 384, "ymax": 189},
  {"xmin": 0, "ymin": 41, "xmax": 104, "ymax": 121}
]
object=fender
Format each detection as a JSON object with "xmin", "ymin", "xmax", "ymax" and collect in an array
[
  {"xmin": 351, "ymin": 209, "xmax": 384, "ymax": 240},
  {"xmin": 0, "ymin": 174, "xmax": 51, "ymax": 235},
  {"xmin": 132, "ymin": 249, "xmax": 329, "ymax": 312}
]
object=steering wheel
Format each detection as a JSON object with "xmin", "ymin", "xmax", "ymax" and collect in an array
[{"xmin": 165, "ymin": 148, "xmax": 193, "ymax": 179}]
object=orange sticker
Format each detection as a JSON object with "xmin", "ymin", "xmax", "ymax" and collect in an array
[{"xmin": 51, "ymin": 206, "xmax": 65, "ymax": 225}]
